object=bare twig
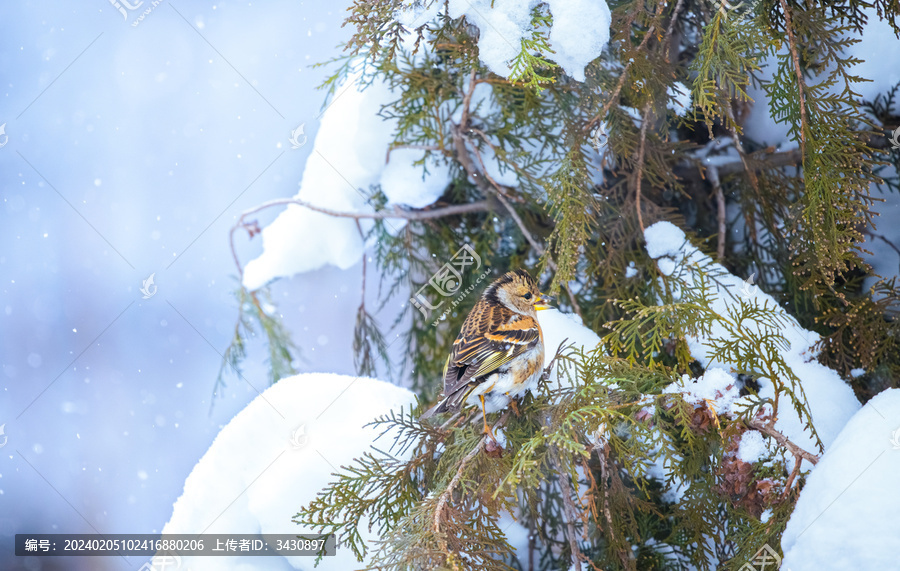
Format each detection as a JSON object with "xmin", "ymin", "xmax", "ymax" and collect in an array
[
  {"xmin": 468, "ymin": 126, "xmax": 539, "ymax": 189},
  {"xmin": 593, "ymin": 442, "xmax": 617, "ymax": 558},
  {"xmin": 779, "ymin": 0, "xmax": 808, "ymax": 156},
  {"xmin": 229, "ymin": 198, "xmax": 493, "ymax": 277},
  {"xmin": 747, "ymin": 419, "xmax": 819, "ymax": 465},
  {"xmin": 540, "ymin": 338, "xmax": 569, "ymax": 385},
  {"xmin": 459, "ymin": 69, "xmax": 478, "ymax": 130},
  {"xmin": 433, "ymin": 436, "xmax": 485, "ymax": 559},
  {"xmin": 864, "ymin": 228, "xmax": 900, "ymax": 259},
  {"xmin": 585, "ymin": 1, "xmax": 667, "ymax": 133},
  {"xmin": 782, "ymin": 452, "xmax": 803, "ymax": 499},
  {"xmin": 634, "ymin": 101, "xmax": 653, "ymax": 232},
  {"xmin": 550, "ymin": 449, "xmax": 584, "ymax": 571},
  {"xmin": 709, "ymin": 165, "xmax": 726, "ymax": 260},
  {"xmin": 724, "ymin": 104, "xmax": 761, "ymax": 194},
  {"xmin": 664, "ymin": 0, "xmax": 687, "ymax": 61},
  {"xmin": 355, "ymin": 219, "xmax": 367, "ymax": 312},
  {"xmin": 433, "ymin": 411, "xmax": 510, "ymax": 562},
  {"xmin": 563, "ymin": 283, "xmax": 585, "ymax": 321},
  {"xmin": 466, "ymin": 134, "xmax": 587, "ymax": 319},
  {"xmin": 385, "ymin": 143, "xmax": 442, "ymax": 164}
]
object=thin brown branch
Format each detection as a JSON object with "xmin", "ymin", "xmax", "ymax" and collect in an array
[
  {"xmin": 433, "ymin": 411, "xmax": 509, "ymax": 562},
  {"xmin": 585, "ymin": 0, "xmax": 667, "ymax": 133},
  {"xmin": 459, "ymin": 68, "xmax": 478, "ymax": 129},
  {"xmin": 724, "ymin": 104, "xmax": 761, "ymax": 194},
  {"xmin": 664, "ymin": 0, "xmax": 686, "ymax": 61},
  {"xmin": 540, "ymin": 338, "xmax": 569, "ymax": 385},
  {"xmin": 782, "ymin": 452, "xmax": 803, "ymax": 499},
  {"xmin": 747, "ymin": 419, "xmax": 819, "ymax": 465},
  {"xmin": 564, "ymin": 283, "xmax": 585, "ymax": 321},
  {"xmin": 433, "ymin": 436, "xmax": 485, "ymax": 559},
  {"xmin": 464, "ymin": 126, "xmax": 587, "ymax": 320},
  {"xmin": 673, "ymin": 147, "xmax": 804, "ymax": 188},
  {"xmin": 385, "ymin": 143, "xmax": 442, "ymax": 164},
  {"xmin": 229, "ymin": 198, "xmax": 493, "ymax": 277},
  {"xmin": 634, "ymin": 101, "xmax": 653, "ymax": 232},
  {"xmin": 355, "ymin": 220, "xmax": 367, "ymax": 313},
  {"xmin": 550, "ymin": 449, "xmax": 584, "ymax": 571},
  {"xmin": 468, "ymin": 125, "xmax": 539, "ymax": 190},
  {"xmin": 709, "ymin": 165, "xmax": 726, "ymax": 260},
  {"xmin": 593, "ymin": 442, "xmax": 617, "ymax": 559},
  {"xmin": 865, "ymin": 228, "xmax": 900, "ymax": 259},
  {"xmin": 779, "ymin": 0, "xmax": 808, "ymax": 156}
]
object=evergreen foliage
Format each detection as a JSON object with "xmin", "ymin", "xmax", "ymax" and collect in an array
[{"xmin": 224, "ymin": 0, "xmax": 900, "ymax": 567}]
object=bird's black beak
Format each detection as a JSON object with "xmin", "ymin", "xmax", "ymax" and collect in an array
[{"xmin": 533, "ymin": 293, "xmax": 554, "ymax": 311}]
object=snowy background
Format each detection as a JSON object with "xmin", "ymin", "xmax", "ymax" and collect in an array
[{"xmin": 0, "ymin": 2, "xmax": 369, "ymax": 569}]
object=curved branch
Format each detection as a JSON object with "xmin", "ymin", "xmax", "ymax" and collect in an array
[
  {"xmin": 229, "ymin": 198, "xmax": 493, "ymax": 277},
  {"xmin": 746, "ymin": 418, "xmax": 819, "ymax": 466}
]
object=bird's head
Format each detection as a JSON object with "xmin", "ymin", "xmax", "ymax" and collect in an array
[{"xmin": 485, "ymin": 269, "xmax": 553, "ymax": 316}]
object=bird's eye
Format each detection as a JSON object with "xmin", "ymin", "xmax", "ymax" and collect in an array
[{"xmin": 523, "ymin": 292, "xmax": 532, "ymax": 300}]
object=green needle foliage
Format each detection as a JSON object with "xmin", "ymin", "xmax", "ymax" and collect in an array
[{"xmin": 223, "ymin": 0, "xmax": 900, "ymax": 567}]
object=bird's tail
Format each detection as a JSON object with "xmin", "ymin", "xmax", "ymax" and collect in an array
[
  {"xmin": 418, "ymin": 400, "xmax": 447, "ymax": 421},
  {"xmin": 418, "ymin": 384, "xmax": 476, "ymax": 422}
]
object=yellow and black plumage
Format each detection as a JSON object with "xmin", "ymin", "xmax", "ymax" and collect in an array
[{"xmin": 420, "ymin": 269, "xmax": 552, "ymax": 436}]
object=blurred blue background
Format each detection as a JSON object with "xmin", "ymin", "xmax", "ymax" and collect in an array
[{"xmin": 0, "ymin": 2, "xmax": 374, "ymax": 568}]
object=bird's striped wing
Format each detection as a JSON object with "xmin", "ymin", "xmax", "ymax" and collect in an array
[{"xmin": 442, "ymin": 305, "xmax": 541, "ymax": 399}]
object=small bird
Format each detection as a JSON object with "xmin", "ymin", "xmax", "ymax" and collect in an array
[{"xmin": 420, "ymin": 269, "xmax": 552, "ymax": 437}]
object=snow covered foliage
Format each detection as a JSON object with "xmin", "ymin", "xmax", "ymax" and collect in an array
[
  {"xmin": 643, "ymin": 221, "xmax": 860, "ymax": 467},
  {"xmin": 218, "ymin": 0, "xmax": 900, "ymax": 568},
  {"xmin": 781, "ymin": 388, "xmax": 900, "ymax": 570},
  {"xmin": 440, "ymin": 0, "xmax": 611, "ymax": 83},
  {"xmin": 242, "ymin": 0, "xmax": 613, "ymax": 291},
  {"xmin": 160, "ymin": 373, "xmax": 416, "ymax": 570}
]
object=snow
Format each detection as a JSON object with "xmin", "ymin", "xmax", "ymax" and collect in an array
[
  {"xmin": 663, "ymin": 368, "xmax": 742, "ymax": 416},
  {"xmin": 644, "ymin": 221, "xmax": 861, "ymax": 468},
  {"xmin": 643, "ymin": 221, "xmax": 687, "ymax": 259},
  {"xmin": 242, "ymin": 74, "xmax": 454, "ymax": 290},
  {"xmin": 241, "ymin": 77, "xmax": 391, "ymax": 290},
  {"xmin": 666, "ymin": 83, "xmax": 692, "ymax": 116},
  {"xmin": 535, "ymin": 308, "xmax": 602, "ymax": 388},
  {"xmin": 444, "ymin": 0, "xmax": 611, "ymax": 83},
  {"xmin": 781, "ymin": 388, "xmax": 900, "ymax": 570},
  {"xmin": 379, "ymin": 149, "xmax": 453, "ymax": 208},
  {"xmin": 160, "ymin": 373, "xmax": 417, "ymax": 570},
  {"xmin": 736, "ymin": 430, "xmax": 768, "ymax": 464}
]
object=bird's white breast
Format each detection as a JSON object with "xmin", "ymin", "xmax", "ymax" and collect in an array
[{"xmin": 463, "ymin": 342, "xmax": 545, "ymax": 413}]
